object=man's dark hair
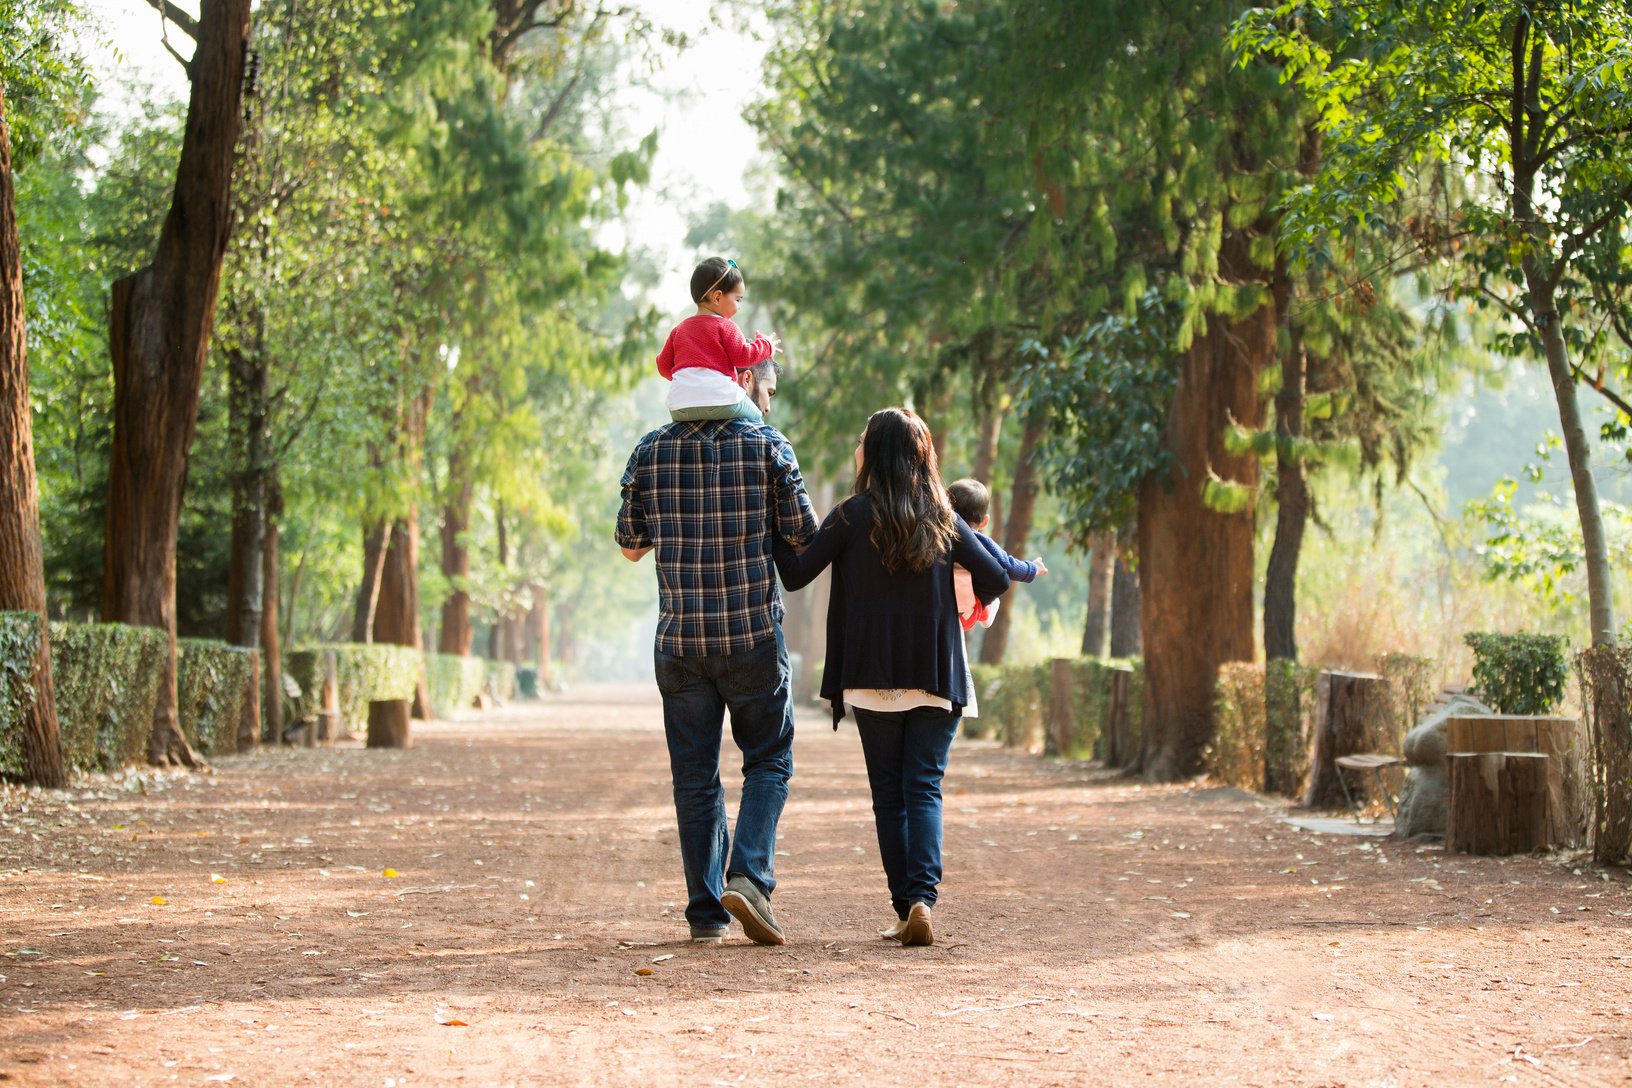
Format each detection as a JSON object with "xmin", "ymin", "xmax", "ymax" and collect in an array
[
  {"xmin": 947, "ymin": 477, "xmax": 990, "ymax": 525},
  {"xmin": 691, "ymin": 257, "xmax": 744, "ymax": 303}
]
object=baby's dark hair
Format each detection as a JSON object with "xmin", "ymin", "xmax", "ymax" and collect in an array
[
  {"xmin": 690, "ymin": 257, "xmax": 743, "ymax": 303},
  {"xmin": 947, "ymin": 477, "xmax": 990, "ymax": 525}
]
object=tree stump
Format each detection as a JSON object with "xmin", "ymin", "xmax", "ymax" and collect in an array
[
  {"xmin": 1303, "ymin": 670, "xmax": 1392, "ymax": 810},
  {"xmin": 1047, "ymin": 658, "xmax": 1075, "ymax": 757},
  {"xmin": 1445, "ymin": 715, "xmax": 1587, "ymax": 847},
  {"xmin": 367, "ymin": 699, "xmax": 412, "ymax": 749},
  {"xmin": 1446, "ymin": 752, "xmax": 1553, "ymax": 855}
]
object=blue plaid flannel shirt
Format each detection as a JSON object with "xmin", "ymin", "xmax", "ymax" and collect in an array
[{"xmin": 616, "ymin": 419, "xmax": 818, "ymax": 657}]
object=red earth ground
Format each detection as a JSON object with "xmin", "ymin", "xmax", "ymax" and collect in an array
[{"xmin": 2, "ymin": 682, "xmax": 1630, "ymax": 1087}]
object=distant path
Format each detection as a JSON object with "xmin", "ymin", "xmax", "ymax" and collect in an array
[{"xmin": 1, "ymin": 683, "xmax": 1627, "ymax": 1086}]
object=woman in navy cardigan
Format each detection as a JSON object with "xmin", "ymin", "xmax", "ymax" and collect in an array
[{"xmin": 774, "ymin": 407, "xmax": 1008, "ymax": 946}]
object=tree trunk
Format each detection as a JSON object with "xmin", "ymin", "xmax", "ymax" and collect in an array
[
  {"xmin": 100, "ymin": 0, "xmax": 251, "ymax": 768},
  {"xmin": 1081, "ymin": 530, "xmax": 1114, "ymax": 658},
  {"xmin": 1109, "ymin": 551, "xmax": 1141, "ymax": 658},
  {"xmin": 261, "ymin": 481, "xmax": 282, "ymax": 746},
  {"xmin": 978, "ymin": 417, "xmax": 1045, "ymax": 665},
  {"xmin": 1527, "ymin": 270, "xmax": 1615, "ymax": 645},
  {"xmin": 224, "ymin": 313, "xmax": 269, "ymax": 649},
  {"xmin": 351, "ymin": 521, "xmax": 388, "ymax": 644},
  {"xmin": 373, "ymin": 513, "xmax": 432, "ymax": 733},
  {"xmin": 438, "ymin": 450, "xmax": 473, "ymax": 655},
  {"xmin": 0, "ymin": 84, "xmax": 66, "ymax": 788},
  {"xmin": 1264, "ymin": 322, "xmax": 1308, "ymax": 662},
  {"xmin": 1137, "ymin": 288, "xmax": 1270, "ymax": 780},
  {"xmin": 527, "ymin": 580, "xmax": 552, "ymax": 686}
]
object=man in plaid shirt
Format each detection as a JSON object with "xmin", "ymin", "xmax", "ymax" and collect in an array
[{"xmin": 617, "ymin": 360, "xmax": 818, "ymax": 945}]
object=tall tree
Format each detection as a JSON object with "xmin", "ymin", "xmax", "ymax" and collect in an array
[
  {"xmin": 0, "ymin": 83, "xmax": 64, "ymax": 787},
  {"xmin": 100, "ymin": 0, "xmax": 252, "ymax": 766},
  {"xmin": 1234, "ymin": 0, "xmax": 1632, "ymax": 646},
  {"xmin": 1005, "ymin": 0, "xmax": 1310, "ymax": 779}
]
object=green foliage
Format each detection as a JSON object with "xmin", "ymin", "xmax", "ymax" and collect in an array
[
  {"xmin": 1463, "ymin": 632, "xmax": 1570, "ymax": 715},
  {"xmin": 0, "ymin": 613, "xmax": 44, "ymax": 777},
  {"xmin": 1466, "ymin": 477, "xmax": 1632, "ymax": 609},
  {"xmin": 176, "ymin": 641, "xmax": 258, "ymax": 755},
  {"xmin": 0, "ymin": 0, "xmax": 93, "ymax": 167},
  {"xmin": 426, "ymin": 652, "xmax": 486, "ymax": 717},
  {"xmin": 1014, "ymin": 291, "xmax": 1180, "ymax": 534},
  {"xmin": 48, "ymin": 622, "xmax": 166, "ymax": 771},
  {"xmin": 285, "ymin": 644, "xmax": 422, "ymax": 732}
]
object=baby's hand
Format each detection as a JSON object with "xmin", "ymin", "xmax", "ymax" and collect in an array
[
  {"xmin": 758, "ymin": 331, "xmax": 782, "ymax": 354},
  {"xmin": 1032, "ymin": 557, "xmax": 1049, "ymax": 576}
]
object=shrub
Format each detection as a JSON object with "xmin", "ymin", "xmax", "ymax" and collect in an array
[
  {"xmin": 1377, "ymin": 651, "xmax": 1436, "ymax": 745},
  {"xmin": 176, "ymin": 640, "xmax": 258, "ymax": 754},
  {"xmin": 487, "ymin": 659, "xmax": 517, "ymax": 701},
  {"xmin": 427, "ymin": 653, "xmax": 487, "ymax": 717},
  {"xmin": 285, "ymin": 644, "xmax": 422, "ymax": 731},
  {"xmin": 1463, "ymin": 632, "xmax": 1569, "ymax": 715},
  {"xmin": 1265, "ymin": 660, "xmax": 1318, "ymax": 797},
  {"xmin": 1576, "ymin": 646, "xmax": 1632, "ymax": 866},
  {"xmin": 50, "ymin": 622, "xmax": 167, "ymax": 771},
  {"xmin": 0, "ymin": 612, "xmax": 44, "ymax": 777},
  {"xmin": 1209, "ymin": 662, "xmax": 1266, "ymax": 792}
]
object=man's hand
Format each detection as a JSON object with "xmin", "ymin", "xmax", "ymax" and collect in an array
[
  {"xmin": 621, "ymin": 545, "xmax": 652, "ymax": 562},
  {"xmin": 1031, "ymin": 557, "xmax": 1049, "ymax": 576}
]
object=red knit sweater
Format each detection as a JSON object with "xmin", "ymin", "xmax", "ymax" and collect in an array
[{"xmin": 655, "ymin": 314, "xmax": 775, "ymax": 380}]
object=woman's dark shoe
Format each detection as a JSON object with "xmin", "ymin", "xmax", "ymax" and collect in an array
[{"xmin": 900, "ymin": 902, "xmax": 933, "ymax": 947}]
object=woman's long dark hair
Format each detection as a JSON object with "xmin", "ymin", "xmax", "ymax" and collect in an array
[{"xmin": 854, "ymin": 407, "xmax": 957, "ymax": 574}]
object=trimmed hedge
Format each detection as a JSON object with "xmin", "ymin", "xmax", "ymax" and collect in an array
[
  {"xmin": 968, "ymin": 657, "xmax": 1142, "ymax": 760},
  {"xmin": 427, "ymin": 653, "xmax": 487, "ymax": 717},
  {"xmin": 176, "ymin": 640, "xmax": 258, "ymax": 755},
  {"xmin": 0, "ymin": 612, "xmax": 44, "ymax": 777},
  {"xmin": 51, "ymin": 622, "xmax": 167, "ymax": 771},
  {"xmin": 1209, "ymin": 660, "xmax": 1319, "ymax": 796},
  {"xmin": 487, "ymin": 660, "xmax": 516, "ymax": 701},
  {"xmin": 285, "ymin": 643, "xmax": 421, "ymax": 732}
]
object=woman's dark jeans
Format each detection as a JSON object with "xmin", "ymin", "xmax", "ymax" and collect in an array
[
  {"xmin": 853, "ymin": 704, "xmax": 960, "ymax": 919},
  {"xmin": 655, "ymin": 630, "xmax": 794, "ymax": 932}
]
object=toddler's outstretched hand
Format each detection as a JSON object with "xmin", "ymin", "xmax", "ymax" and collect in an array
[
  {"xmin": 1032, "ymin": 557, "xmax": 1049, "ymax": 576},
  {"xmin": 758, "ymin": 331, "xmax": 782, "ymax": 355}
]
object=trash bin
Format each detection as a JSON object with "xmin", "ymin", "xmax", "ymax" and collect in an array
[{"xmin": 516, "ymin": 666, "xmax": 539, "ymax": 699}]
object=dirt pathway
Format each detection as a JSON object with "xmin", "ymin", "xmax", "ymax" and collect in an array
[{"xmin": 2, "ymin": 683, "xmax": 1630, "ymax": 1087}]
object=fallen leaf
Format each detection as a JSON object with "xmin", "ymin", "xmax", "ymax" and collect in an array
[
  {"xmin": 650, "ymin": 954, "xmax": 675, "ymax": 963},
  {"xmin": 382, "ymin": 868, "xmax": 399, "ymax": 878},
  {"xmin": 149, "ymin": 896, "xmax": 167, "ymax": 906},
  {"xmin": 1312, "ymin": 1012, "xmax": 1334, "ymax": 1022},
  {"xmin": 210, "ymin": 874, "xmax": 227, "ymax": 885},
  {"xmin": 635, "ymin": 968, "xmax": 653, "ymax": 976}
]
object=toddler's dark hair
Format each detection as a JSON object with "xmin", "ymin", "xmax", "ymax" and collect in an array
[
  {"xmin": 947, "ymin": 477, "xmax": 990, "ymax": 525},
  {"xmin": 690, "ymin": 257, "xmax": 743, "ymax": 303}
]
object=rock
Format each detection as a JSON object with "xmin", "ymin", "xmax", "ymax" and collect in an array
[{"xmin": 1396, "ymin": 693, "xmax": 1494, "ymax": 838}]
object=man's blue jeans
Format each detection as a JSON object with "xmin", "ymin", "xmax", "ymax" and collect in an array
[
  {"xmin": 654, "ymin": 629, "xmax": 794, "ymax": 932},
  {"xmin": 853, "ymin": 705, "xmax": 960, "ymax": 919}
]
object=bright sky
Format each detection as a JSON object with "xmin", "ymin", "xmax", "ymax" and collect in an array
[{"xmin": 78, "ymin": 0, "xmax": 768, "ymax": 305}]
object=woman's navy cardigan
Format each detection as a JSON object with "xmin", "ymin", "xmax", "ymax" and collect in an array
[{"xmin": 772, "ymin": 494, "xmax": 1010, "ymax": 726}]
